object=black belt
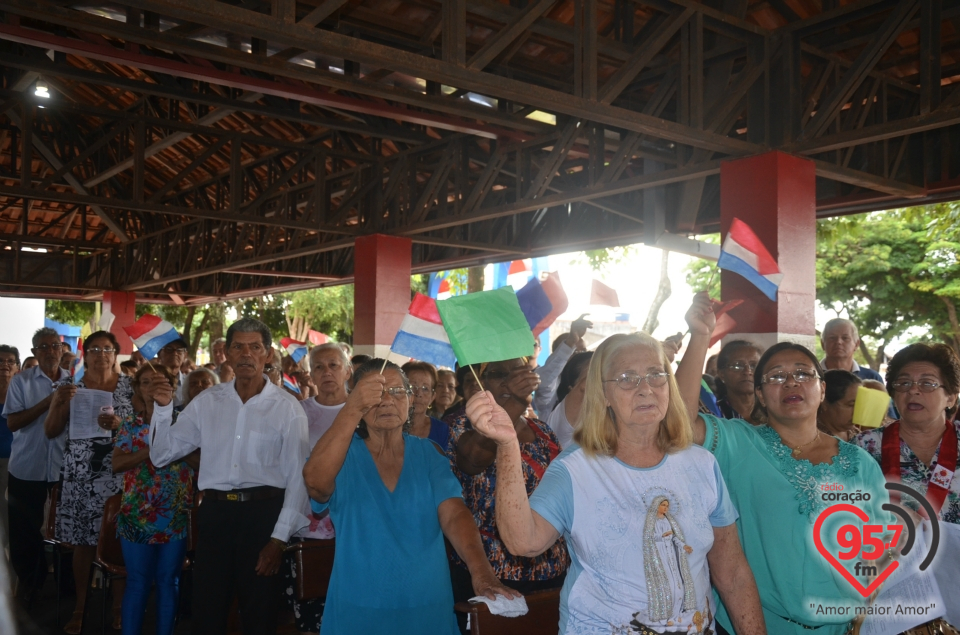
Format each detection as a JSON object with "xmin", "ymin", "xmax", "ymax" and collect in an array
[{"xmin": 204, "ymin": 486, "xmax": 285, "ymax": 502}]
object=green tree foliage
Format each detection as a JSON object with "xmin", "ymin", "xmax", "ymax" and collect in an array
[
  {"xmin": 682, "ymin": 235, "xmax": 721, "ymax": 298},
  {"xmin": 285, "ymin": 286, "xmax": 355, "ymax": 343},
  {"xmin": 572, "ymin": 246, "xmax": 636, "ymax": 273},
  {"xmin": 46, "ymin": 300, "xmax": 97, "ymax": 327}
]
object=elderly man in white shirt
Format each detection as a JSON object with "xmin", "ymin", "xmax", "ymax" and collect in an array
[
  {"xmin": 149, "ymin": 317, "xmax": 309, "ymax": 635},
  {"xmin": 2, "ymin": 327, "xmax": 70, "ymax": 601}
]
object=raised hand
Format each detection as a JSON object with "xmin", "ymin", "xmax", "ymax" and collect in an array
[
  {"xmin": 466, "ymin": 391, "xmax": 518, "ymax": 446},
  {"xmin": 684, "ymin": 291, "xmax": 716, "ymax": 338},
  {"xmin": 570, "ymin": 313, "xmax": 593, "ymax": 338},
  {"xmin": 346, "ymin": 372, "xmax": 386, "ymax": 415},
  {"xmin": 661, "ymin": 333, "xmax": 684, "ymax": 363},
  {"xmin": 153, "ymin": 381, "xmax": 174, "ymax": 407},
  {"xmin": 503, "ymin": 366, "xmax": 540, "ymax": 405}
]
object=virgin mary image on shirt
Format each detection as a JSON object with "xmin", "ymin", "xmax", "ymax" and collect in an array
[{"xmin": 633, "ymin": 495, "xmax": 697, "ymax": 632}]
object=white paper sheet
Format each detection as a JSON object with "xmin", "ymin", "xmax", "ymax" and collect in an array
[
  {"xmin": 859, "ymin": 521, "xmax": 946, "ymax": 635},
  {"xmin": 68, "ymin": 389, "xmax": 115, "ymax": 440},
  {"xmin": 929, "ymin": 520, "xmax": 960, "ymax": 628}
]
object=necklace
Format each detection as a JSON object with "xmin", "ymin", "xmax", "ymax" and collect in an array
[{"xmin": 788, "ymin": 429, "xmax": 821, "ymax": 457}]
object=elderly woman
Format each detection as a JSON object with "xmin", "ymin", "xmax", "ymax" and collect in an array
[
  {"xmin": 854, "ymin": 343, "xmax": 960, "ymax": 524},
  {"xmin": 185, "ymin": 367, "xmax": 219, "ymax": 406},
  {"xmin": 468, "ymin": 332, "xmax": 763, "ymax": 634},
  {"xmin": 113, "ymin": 365, "xmax": 197, "ymax": 635},
  {"xmin": 46, "ymin": 331, "xmax": 134, "ymax": 633},
  {"xmin": 401, "ymin": 361, "xmax": 450, "ymax": 451},
  {"xmin": 544, "ymin": 351, "xmax": 592, "ymax": 449},
  {"xmin": 302, "ymin": 359, "xmax": 514, "ymax": 634},
  {"xmin": 448, "ymin": 357, "xmax": 568, "ymax": 631},
  {"xmin": 714, "ymin": 340, "xmax": 764, "ymax": 423},
  {"xmin": 441, "ymin": 364, "xmax": 482, "ymax": 424},
  {"xmin": 818, "ymin": 370, "xmax": 862, "ymax": 441},
  {"xmin": 434, "ymin": 369, "xmax": 458, "ymax": 416},
  {"xmin": 676, "ymin": 295, "xmax": 894, "ymax": 635}
]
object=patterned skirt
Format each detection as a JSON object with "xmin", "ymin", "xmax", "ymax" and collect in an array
[{"xmin": 56, "ymin": 437, "xmax": 121, "ymax": 546}]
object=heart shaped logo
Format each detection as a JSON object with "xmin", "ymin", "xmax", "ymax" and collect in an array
[{"xmin": 813, "ymin": 504, "xmax": 899, "ymax": 598}]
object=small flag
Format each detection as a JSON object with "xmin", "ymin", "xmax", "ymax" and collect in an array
[
  {"xmin": 122, "ymin": 315, "xmax": 181, "ymax": 360},
  {"xmin": 717, "ymin": 218, "xmax": 784, "ymax": 302},
  {"xmin": 709, "ymin": 312, "xmax": 738, "ymax": 347},
  {"xmin": 590, "ymin": 279, "xmax": 620, "ymax": 307},
  {"xmin": 516, "ymin": 278, "xmax": 552, "ymax": 332},
  {"xmin": 307, "ymin": 330, "xmax": 328, "ymax": 346},
  {"xmin": 280, "ymin": 337, "xmax": 308, "ymax": 364},
  {"xmin": 72, "ymin": 337, "xmax": 84, "ymax": 381},
  {"xmin": 389, "ymin": 294, "xmax": 457, "ymax": 369},
  {"xmin": 98, "ymin": 306, "xmax": 115, "ymax": 331},
  {"xmin": 282, "ymin": 373, "xmax": 301, "ymax": 394},
  {"xmin": 533, "ymin": 272, "xmax": 568, "ymax": 337},
  {"xmin": 437, "ymin": 287, "xmax": 534, "ymax": 367}
]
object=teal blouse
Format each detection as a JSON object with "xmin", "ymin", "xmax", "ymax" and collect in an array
[{"xmin": 701, "ymin": 415, "xmax": 892, "ymax": 635}]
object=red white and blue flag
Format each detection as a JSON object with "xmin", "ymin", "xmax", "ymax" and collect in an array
[
  {"xmin": 282, "ymin": 373, "xmax": 301, "ymax": 394},
  {"xmin": 389, "ymin": 293, "xmax": 456, "ymax": 369},
  {"xmin": 72, "ymin": 337, "xmax": 84, "ymax": 381},
  {"xmin": 122, "ymin": 315, "xmax": 181, "ymax": 360},
  {"xmin": 280, "ymin": 337, "xmax": 308, "ymax": 364},
  {"xmin": 717, "ymin": 218, "xmax": 784, "ymax": 302}
]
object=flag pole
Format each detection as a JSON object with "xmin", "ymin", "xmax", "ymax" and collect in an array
[
  {"xmin": 380, "ymin": 354, "xmax": 390, "ymax": 375},
  {"xmin": 469, "ymin": 364, "xmax": 484, "ymax": 392}
]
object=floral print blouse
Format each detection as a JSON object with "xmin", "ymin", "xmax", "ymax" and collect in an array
[
  {"xmin": 447, "ymin": 412, "xmax": 569, "ymax": 581},
  {"xmin": 115, "ymin": 411, "xmax": 194, "ymax": 544},
  {"xmin": 853, "ymin": 420, "xmax": 960, "ymax": 525}
]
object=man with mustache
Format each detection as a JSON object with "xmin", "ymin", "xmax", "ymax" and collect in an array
[{"xmin": 149, "ymin": 317, "xmax": 309, "ymax": 635}]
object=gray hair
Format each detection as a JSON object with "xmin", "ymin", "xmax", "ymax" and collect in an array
[
  {"xmin": 212, "ymin": 337, "xmax": 226, "ymax": 346},
  {"xmin": 309, "ymin": 342, "xmax": 350, "ymax": 369},
  {"xmin": 32, "ymin": 327, "xmax": 60, "ymax": 348},
  {"xmin": 822, "ymin": 318, "xmax": 859, "ymax": 341},
  {"xmin": 187, "ymin": 367, "xmax": 220, "ymax": 386},
  {"xmin": 225, "ymin": 317, "xmax": 272, "ymax": 350},
  {"xmin": 0, "ymin": 345, "xmax": 20, "ymax": 366}
]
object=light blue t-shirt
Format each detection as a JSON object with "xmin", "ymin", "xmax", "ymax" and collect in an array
[
  {"xmin": 313, "ymin": 433, "xmax": 463, "ymax": 635},
  {"xmin": 530, "ymin": 443, "xmax": 737, "ymax": 634}
]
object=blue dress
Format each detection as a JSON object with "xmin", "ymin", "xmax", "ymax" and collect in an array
[
  {"xmin": 427, "ymin": 416, "xmax": 450, "ymax": 452},
  {"xmin": 315, "ymin": 433, "xmax": 463, "ymax": 635}
]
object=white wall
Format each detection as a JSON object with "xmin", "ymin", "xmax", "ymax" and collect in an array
[{"xmin": 0, "ymin": 298, "xmax": 46, "ymax": 360}]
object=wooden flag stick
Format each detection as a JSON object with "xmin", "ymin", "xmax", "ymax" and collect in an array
[
  {"xmin": 469, "ymin": 364, "xmax": 484, "ymax": 392},
  {"xmin": 704, "ymin": 267, "xmax": 718, "ymax": 295},
  {"xmin": 380, "ymin": 354, "xmax": 390, "ymax": 375}
]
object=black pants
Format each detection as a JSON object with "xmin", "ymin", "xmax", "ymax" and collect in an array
[
  {"xmin": 192, "ymin": 495, "xmax": 285, "ymax": 635},
  {"xmin": 449, "ymin": 563, "xmax": 566, "ymax": 634},
  {"xmin": 7, "ymin": 475, "xmax": 51, "ymax": 593}
]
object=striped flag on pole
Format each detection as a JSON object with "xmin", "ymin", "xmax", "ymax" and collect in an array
[
  {"xmin": 388, "ymin": 294, "xmax": 456, "ymax": 369},
  {"xmin": 122, "ymin": 315, "xmax": 181, "ymax": 360}
]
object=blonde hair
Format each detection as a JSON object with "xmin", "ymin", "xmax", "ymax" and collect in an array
[{"xmin": 574, "ymin": 332, "xmax": 692, "ymax": 457}]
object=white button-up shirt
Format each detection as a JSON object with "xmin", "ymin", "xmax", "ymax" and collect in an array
[
  {"xmin": 149, "ymin": 379, "xmax": 310, "ymax": 541},
  {"xmin": 2, "ymin": 365, "xmax": 70, "ymax": 482},
  {"xmin": 173, "ymin": 371, "xmax": 187, "ymax": 408}
]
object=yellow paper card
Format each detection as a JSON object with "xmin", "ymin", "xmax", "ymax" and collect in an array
[{"xmin": 853, "ymin": 386, "xmax": 890, "ymax": 429}]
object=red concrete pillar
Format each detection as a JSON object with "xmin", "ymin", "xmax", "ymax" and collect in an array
[
  {"xmin": 353, "ymin": 234, "xmax": 412, "ymax": 358},
  {"xmin": 102, "ymin": 291, "xmax": 137, "ymax": 355},
  {"xmin": 720, "ymin": 151, "xmax": 817, "ymax": 350}
]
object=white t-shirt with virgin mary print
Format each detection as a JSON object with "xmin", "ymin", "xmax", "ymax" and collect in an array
[{"xmin": 530, "ymin": 444, "xmax": 737, "ymax": 635}]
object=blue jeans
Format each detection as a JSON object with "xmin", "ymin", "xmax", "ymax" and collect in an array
[{"xmin": 120, "ymin": 537, "xmax": 187, "ymax": 635}]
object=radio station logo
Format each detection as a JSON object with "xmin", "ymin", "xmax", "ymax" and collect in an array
[{"xmin": 813, "ymin": 482, "xmax": 940, "ymax": 598}]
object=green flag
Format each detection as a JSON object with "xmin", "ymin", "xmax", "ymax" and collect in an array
[{"xmin": 436, "ymin": 287, "xmax": 535, "ymax": 366}]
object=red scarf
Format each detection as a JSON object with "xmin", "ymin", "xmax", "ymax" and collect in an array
[{"xmin": 881, "ymin": 420, "xmax": 958, "ymax": 517}]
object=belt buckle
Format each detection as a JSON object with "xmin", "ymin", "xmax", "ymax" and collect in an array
[{"xmin": 226, "ymin": 493, "xmax": 239, "ymax": 501}]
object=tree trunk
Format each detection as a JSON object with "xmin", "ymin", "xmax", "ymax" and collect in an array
[
  {"xmin": 286, "ymin": 314, "xmax": 311, "ymax": 342},
  {"xmin": 181, "ymin": 306, "xmax": 198, "ymax": 356},
  {"xmin": 467, "ymin": 266, "xmax": 485, "ymax": 294},
  {"xmin": 941, "ymin": 297, "xmax": 960, "ymax": 353},
  {"xmin": 188, "ymin": 309, "xmax": 210, "ymax": 360},
  {"xmin": 858, "ymin": 339, "xmax": 876, "ymax": 370},
  {"xmin": 642, "ymin": 251, "xmax": 671, "ymax": 335}
]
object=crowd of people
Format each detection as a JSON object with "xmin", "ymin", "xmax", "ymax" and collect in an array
[{"xmin": 0, "ymin": 296, "xmax": 957, "ymax": 635}]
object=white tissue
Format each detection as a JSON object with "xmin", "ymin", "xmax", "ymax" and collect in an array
[{"xmin": 468, "ymin": 593, "xmax": 529, "ymax": 617}]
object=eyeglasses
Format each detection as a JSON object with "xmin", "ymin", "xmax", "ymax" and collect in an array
[
  {"xmin": 34, "ymin": 343, "xmax": 62, "ymax": 352},
  {"xmin": 760, "ymin": 369, "xmax": 821, "ymax": 385},
  {"xmin": 890, "ymin": 380, "xmax": 943, "ymax": 393},
  {"xmin": 410, "ymin": 384, "xmax": 435, "ymax": 395},
  {"xmin": 724, "ymin": 362, "xmax": 758, "ymax": 373},
  {"xmin": 603, "ymin": 371, "xmax": 670, "ymax": 391},
  {"xmin": 382, "ymin": 386, "xmax": 412, "ymax": 398},
  {"xmin": 159, "ymin": 347, "xmax": 187, "ymax": 355},
  {"xmin": 480, "ymin": 370, "xmax": 511, "ymax": 382},
  {"xmin": 263, "ymin": 365, "xmax": 277, "ymax": 373},
  {"xmin": 0, "ymin": 359, "xmax": 18, "ymax": 367},
  {"xmin": 86, "ymin": 347, "xmax": 116, "ymax": 355}
]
